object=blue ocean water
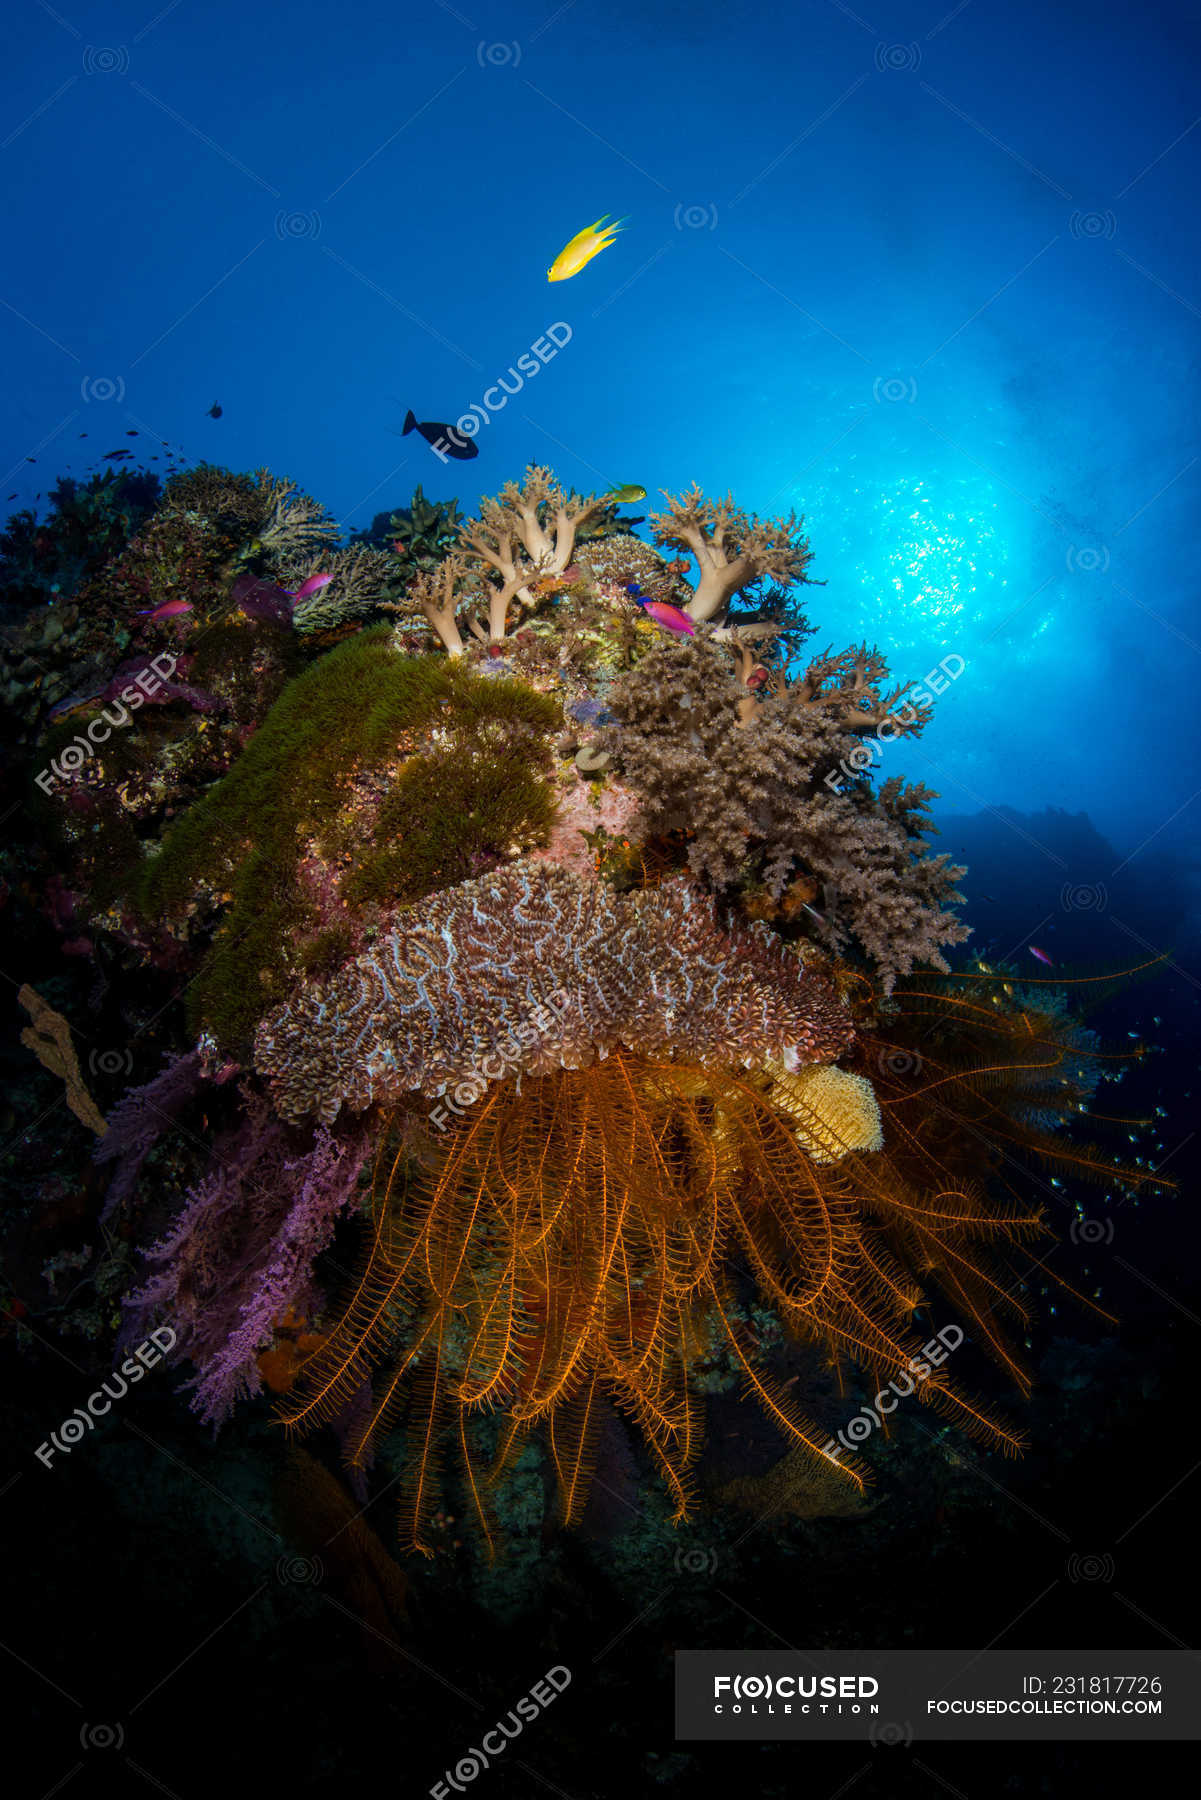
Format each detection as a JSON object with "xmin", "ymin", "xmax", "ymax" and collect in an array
[{"xmin": 4, "ymin": 0, "xmax": 1197, "ymax": 862}]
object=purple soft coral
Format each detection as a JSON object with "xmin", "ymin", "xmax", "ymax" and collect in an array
[
  {"xmin": 94, "ymin": 1048, "xmax": 205, "ymax": 1221},
  {"xmin": 122, "ymin": 1095, "xmax": 368, "ymax": 1426}
]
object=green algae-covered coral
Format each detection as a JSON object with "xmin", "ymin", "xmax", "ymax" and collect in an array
[{"xmin": 139, "ymin": 627, "xmax": 562, "ymax": 1053}]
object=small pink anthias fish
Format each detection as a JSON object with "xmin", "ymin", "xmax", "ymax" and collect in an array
[
  {"xmin": 1028, "ymin": 945, "xmax": 1054, "ymax": 967},
  {"xmin": 640, "ymin": 599, "xmax": 695, "ymax": 636},
  {"xmin": 284, "ymin": 572, "xmax": 333, "ymax": 601},
  {"xmin": 138, "ymin": 598, "xmax": 193, "ymax": 620}
]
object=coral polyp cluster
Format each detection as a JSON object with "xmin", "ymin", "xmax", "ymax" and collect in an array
[
  {"xmin": 254, "ymin": 864, "xmax": 855, "ymax": 1124},
  {"xmin": 10, "ymin": 454, "xmax": 1165, "ymax": 1565}
]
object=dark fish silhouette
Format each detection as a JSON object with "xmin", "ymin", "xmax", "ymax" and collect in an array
[
  {"xmin": 78, "ymin": 432, "xmax": 87, "ymax": 438},
  {"xmin": 126, "ymin": 429, "xmax": 138, "ymax": 436},
  {"xmin": 207, "ymin": 402, "xmax": 223, "ymax": 418},
  {"xmin": 401, "ymin": 408, "xmax": 478, "ymax": 461},
  {"xmin": 103, "ymin": 449, "xmax": 132, "ymax": 460},
  {"xmin": 25, "ymin": 457, "xmax": 35, "ymax": 463}
]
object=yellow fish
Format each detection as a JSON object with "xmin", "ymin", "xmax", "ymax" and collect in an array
[{"xmin": 547, "ymin": 214, "xmax": 627, "ymax": 282}]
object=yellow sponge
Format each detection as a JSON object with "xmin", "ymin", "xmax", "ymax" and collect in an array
[{"xmin": 769, "ymin": 1064, "xmax": 884, "ymax": 1163}]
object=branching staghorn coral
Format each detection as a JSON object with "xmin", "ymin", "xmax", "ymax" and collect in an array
[
  {"xmin": 456, "ymin": 464, "xmax": 610, "ymax": 645},
  {"xmin": 649, "ymin": 483, "xmax": 816, "ymax": 623},
  {"xmin": 253, "ymin": 862, "xmax": 855, "ymax": 1124},
  {"xmin": 159, "ymin": 464, "xmax": 271, "ymax": 541},
  {"xmin": 601, "ymin": 633, "xmax": 969, "ymax": 987}
]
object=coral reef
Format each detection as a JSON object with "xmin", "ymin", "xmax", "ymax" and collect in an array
[
  {"xmin": 277, "ymin": 1040, "xmax": 1050, "ymax": 1554},
  {"xmin": 139, "ymin": 630, "xmax": 561, "ymax": 1054},
  {"xmin": 3, "ymin": 454, "xmax": 1165, "ymax": 1577}
]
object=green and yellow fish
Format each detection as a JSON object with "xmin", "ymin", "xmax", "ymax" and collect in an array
[
  {"xmin": 605, "ymin": 483, "xmax": 647, "ymax": 503},
  {"xmin": 547, "ymin": 214, "xmax": 627, "ymax": 282}
]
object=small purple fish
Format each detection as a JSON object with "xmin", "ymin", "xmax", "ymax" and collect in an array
[
  {"xmin": 231, "ymin": 570, "xmax": 333, "ymax": 624},
  {"xmin": 284, "ymin": 572, "xmax": 333, "ymax": 601},
  {"xmin": 640, "ymin": 599, "xmax": 695, "ymax": 636},
  {"xmin": 1029, "ymin": 945, "xmax": 1054, "ymax": 967},
  {"xmin": 139, "ymin": 598, "xmax": 193, "ymax": 621}
]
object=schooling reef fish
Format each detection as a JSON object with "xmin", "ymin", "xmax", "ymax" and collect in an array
[
  {"xmin": 1028, "ymin": 945, "xmax": 1054, "ymax": 967},
  {"xmin": 605, "ymin": 484, "xmax": 646, "ymax": 504},
  {"xmin": 401, "ymin": 409, "xmax": 478, "ymax": 461},
  {"xmin": 547, "ymin": 214, "xmax": 626, "ymax": 282},
  {"xmin": 207, "ymin": 402, "xmax": 223, "ymax": 418}
]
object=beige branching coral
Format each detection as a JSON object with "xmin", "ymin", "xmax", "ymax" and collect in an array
[
  {"xmin": 458, "ymin": 464, "xmax": 609, "ymax": 642},
  {"xmin": 18, "ymin": 985, "xmax": 108, "ymax": 1137},
  {"xmin": 796, "ymin": 644, "xmax": 933, "ymax": 738},
  {"xmin": 649, "ymin": 483, "xmax": 816, "ymax": 623},
  {"xmin": 257, "ymin": 476, "xmax": 340, "ymax": 560},
  {"xmin": 393, "ymin": 550, "xmax": 483, "ymax": 655},
  {"xmin": 280, "ymin": 546, "xmax": 398, "ymax": 633},
  {"xmin": 602, "ymin": 633, "xmax": 969, "ymax": 988}
]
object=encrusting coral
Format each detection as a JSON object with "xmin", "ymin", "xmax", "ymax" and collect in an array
[{"xmin": 253, "ymin": 862, "xmax": 855, "ymax": 1124}]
